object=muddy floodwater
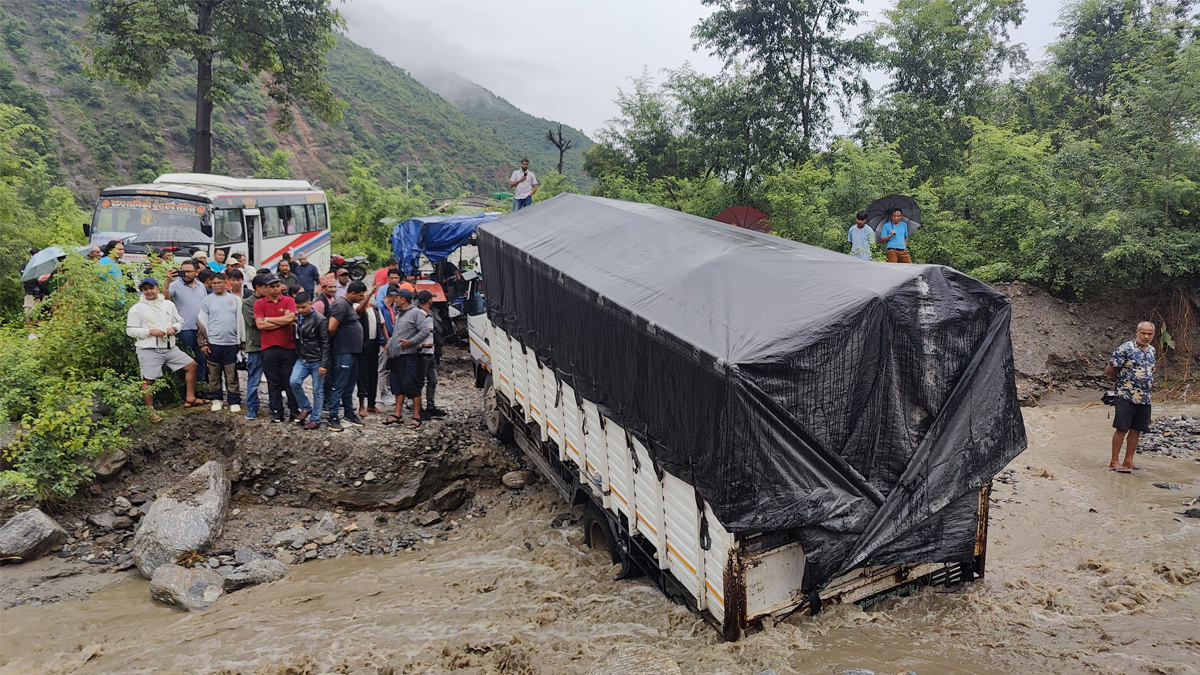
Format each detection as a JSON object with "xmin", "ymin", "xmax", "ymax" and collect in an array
[{"xmin": 2, "ymin": 403, "xmax": 1198, "ymax": 675}]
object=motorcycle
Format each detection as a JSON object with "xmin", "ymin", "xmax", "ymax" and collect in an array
[{"xmin": 329, "ymin": 253, "xmax": 369, "ymax": 281}]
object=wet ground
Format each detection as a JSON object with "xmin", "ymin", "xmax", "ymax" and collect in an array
[{"xmin": 2, "ymin": 402, "xmax": 1197, "ymax": 675}]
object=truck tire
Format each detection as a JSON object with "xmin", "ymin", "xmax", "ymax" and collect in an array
[
  {"xmin": 483, "ymin": 376, "xmax": 513, "ymax": 441},
  {"xmin": 582, "ymin": 503, "xmax": 636, "ymax": 579}
]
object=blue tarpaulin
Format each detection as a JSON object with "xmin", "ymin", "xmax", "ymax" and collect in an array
[{"xmin": 390, "ymin": 214, "xmax": 498, "ymax": 276}]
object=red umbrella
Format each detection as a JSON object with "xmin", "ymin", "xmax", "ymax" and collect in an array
[{"xmin": 715, "ymin": 206, "xmax": 771, "ymax": 233}]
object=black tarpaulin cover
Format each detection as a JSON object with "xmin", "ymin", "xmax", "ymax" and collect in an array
[{"xmin": 479, "ymin": 194, "xmax": 1027, "ymax": 590}]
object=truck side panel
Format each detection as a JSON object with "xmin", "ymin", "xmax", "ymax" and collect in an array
[
  {"xmin": 631, "ymin": 437, "xmax": 668, "ymax": 569},
  {"xmin": 492, "ymin": 326, "xmax": 513, "ymax": 400},
  {"xmin": 508, "ymin": 335, "xmax": 530, "ymax": 422},
  {"xmin": 560, "ymin": 382, "xmax": 587, "ymax": 474},
  {"xmin": 525, "ymin": 349, "xmax": 547, "ymax": 441}
]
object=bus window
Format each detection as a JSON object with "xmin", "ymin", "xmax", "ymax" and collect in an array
[
  {"xmin": 306, "ymin": 203, "xmax": 328, "ymax": 231},
  {"xmin": 287, "ymin": 205, "xmax": 308, "ymax": 233},
  {"xmin": 262, "ymin": 206, "xmax": 285, "ymax": 238},
  {"xmin": 213, "ymin": 209, "xmax": 244, "ymax": 245}
]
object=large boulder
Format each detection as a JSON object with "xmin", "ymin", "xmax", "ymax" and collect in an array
[
  {"xmin": 131, "ymin": 461, "xmax": 231, "ymax": 578},
  {"xmin": 587, "ymin": 645, "xmax": 681, "ymax": 675},
  {"xmin": 0, "ymin": 509, "xmax": 68, "ymax": 563},
  {"xmin": 219, "ymin": 558, "xmax": 290, "ymax": 592},
  {"xmin": 429, "ymin": 480, "xmax": 473, "ymax": 512},
  {"xmin": 149, "ymin": 564, "xmax": 224, "ymax": 611}
]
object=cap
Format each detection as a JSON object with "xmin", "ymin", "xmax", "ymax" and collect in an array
[
  {"xmin": 192, "ymin": 249, "xmax": 208, "ymax": 259},
  {"xmin": 139, "ymin": 277, "xmax": 159, "ymax": 288},
  {"xmin": 255, "ymin": 272, "xmax": 281, "ymax": 286},
  {"xmin": 416, "ymin": 290, "xmax": 434, "ymax": 303},
  {"xmin": 320, "ymin": 273, "xmax": 335, "ymax": 286},
  {"xmin": 385, "ymin": 283, "xmax": 403, "ymax": 296},
  {"xmin": 335, "ymin": 268, "xmax": 350, "ymax": 276},
  {"xmin": 397, "ymin": 288, "xmax": 415, "ymax": 302}
]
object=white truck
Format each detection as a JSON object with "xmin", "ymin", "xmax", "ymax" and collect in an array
[{"xmin": 466, "ymin": 194, "xmax": 1024, "ymax": 639}]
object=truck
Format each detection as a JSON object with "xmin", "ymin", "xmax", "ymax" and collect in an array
[{"xmin": 467, "ymin": 194, "xmax": 1026, "ymax": 639}]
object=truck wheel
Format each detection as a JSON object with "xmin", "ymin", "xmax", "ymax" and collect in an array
[
  {"xmin": 583, "ymin": 503, "xmax": 636, "ymax": 578},
  {"xmin": 483, "ymin": 376, "xmax": 513, "ymax": 441}
]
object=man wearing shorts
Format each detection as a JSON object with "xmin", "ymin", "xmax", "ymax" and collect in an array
[
  {"xmin": 385, "ymin": 289, "xmax": 430, "ymax": 429},
  {"xmin": 126, "ymin": 277, "xmax": 199, "ymax": 422},
  {"xmin": 1106, "ymin": 321, "xmax": 1157, "ymax": 472}
]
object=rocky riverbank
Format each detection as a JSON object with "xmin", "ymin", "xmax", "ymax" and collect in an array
[{"xmin": 0, "ymin": 349, "xmax": 528, "ymax": 610}]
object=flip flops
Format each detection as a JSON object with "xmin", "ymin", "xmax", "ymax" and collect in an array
[{"xmin": 1110, "ymin": 466, "xmax": 1132, "ymax": 473}]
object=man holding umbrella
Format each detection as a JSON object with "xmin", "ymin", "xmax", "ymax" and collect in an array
[{"xmin": 879, "ymin": 208, "xmax": 913, "ymax": 264}]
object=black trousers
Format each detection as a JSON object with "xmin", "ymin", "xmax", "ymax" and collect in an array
[
  {"xmin": 358, "ymin": 341, "xmax": 379, "ymax": 406},
  {"xmin": 262, "ymin": 346, "xmax": 298, "ymax": 419}
]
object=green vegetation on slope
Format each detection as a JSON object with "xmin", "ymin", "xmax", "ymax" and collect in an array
[{"xmin": 0, "ymin": 0, "xmax": 520, "ymax": 200}]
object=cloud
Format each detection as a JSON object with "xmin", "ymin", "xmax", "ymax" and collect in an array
[{"xmin": 341, "ymin": 0, "xmax": 1066, "ymax": 138}]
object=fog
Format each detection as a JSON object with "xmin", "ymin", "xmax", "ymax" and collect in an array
[{"xmin": 341, "ymin": 0, "xmax": 1067, "ymax": 138}]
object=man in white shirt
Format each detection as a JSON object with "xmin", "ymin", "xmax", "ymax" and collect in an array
[
  {"xmin": 126, "ymin": 277, "xmax": 200, "ymax": 421},
  {"xmin": 508, "ymin": 158, "xmax": 539, "ymax": 211}
]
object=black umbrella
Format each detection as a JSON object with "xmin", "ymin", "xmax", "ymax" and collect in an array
[
  {"xmin": 865, "ymin": 195, "xmax": 922, "ymax": 234},
  {"xmin": 128, "ymin": 224, "xmax": 214, "ymax": 248}
]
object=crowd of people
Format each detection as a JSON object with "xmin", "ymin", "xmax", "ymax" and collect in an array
[{"xmin": 122, "ymin": 249, "xmax": 448, "ymax": 431}]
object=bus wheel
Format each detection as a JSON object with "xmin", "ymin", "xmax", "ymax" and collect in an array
[{"xmin": 483, "ymin": 376, "xmax": 512, "ymax": 441}]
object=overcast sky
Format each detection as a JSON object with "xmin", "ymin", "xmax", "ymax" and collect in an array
[{"xmin": 342, "ymin": 0, "xmax": 1067, "ymax": 138}]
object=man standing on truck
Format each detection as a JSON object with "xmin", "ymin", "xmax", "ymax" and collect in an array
[
  {"xmin": 508, "ymin": 159, "xmax": 539, "ymax": 211},
  {"xmin": 848, "ymin": 211, "xmax": 875, "ymax": 260},
  {"xmin": 1106, "ymin": 322, "xmax": 1157, "ymax": 472},
  {"xmin": 879, "ymin": 208, "xmax": 912, "ymax": 263}
]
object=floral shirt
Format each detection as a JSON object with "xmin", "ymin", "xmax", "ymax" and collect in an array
[{"xmin": 1108, "ymin": 340, "xmax": 1156, "ymax": 405}]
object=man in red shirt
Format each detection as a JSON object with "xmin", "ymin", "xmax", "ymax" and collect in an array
[
  {"xmin": 254, "ymin": 273, "xmax": 300, "ymax": 423},
  {"xmin": 373, "ymin": 257, "xmax": 399, "ymax": 286}
]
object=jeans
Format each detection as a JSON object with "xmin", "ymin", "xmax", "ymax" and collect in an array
[
  {"xmin": 424, "ymin": 355, "xmax": 438, "ymax": 408},
  {"xmin": 262, "ymin": 346, "xmax": 298, "ymax": 420},
  {"xmin": 178, "ymin": 329, "xmax": 207, "ymax": 381},
  {"xmin": 245, "ymin": 351, "xmax": 263, "ymax": 414},
  {"xmin": 289, "ymin": 360, "xmax": 325, "ymax": 423},
  {"xmin": 513, "ymin": 195, "xmax": 532, "ymax": 211},
  {"xmin": 358, "ymin": 341, "xmax": 379, "ymax": 407},
  {"xmin": 326, "ymin": 352, "xmax": 359, "ymax": 420},
  {"xmin": 205, "ymin": 343, "xmax": 241, "ymax": 403}
]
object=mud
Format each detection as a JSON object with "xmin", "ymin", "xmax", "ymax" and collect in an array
[
  {"xmin": 998, "ymin": 283, "xmax": 1199, "ymax": 406},
  {"xmin": 2, "ymin": 401, "xmax": 1197, "ymax": 675}
]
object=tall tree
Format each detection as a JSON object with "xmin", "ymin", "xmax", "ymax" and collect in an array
[
  {"xmin": 84, "ymin": 0, "xmax": 346, "ymax": 174},
  {"xmin": 864, "ymin": 0, "xmax": 1026, "ymax": 179},
  {"xmin": 545, "ymin": 124, "xmax": 573, "ymax": 175},
  {"xmin": 692, "ymin": 0, "xmax": 869, "ymax": 155}
]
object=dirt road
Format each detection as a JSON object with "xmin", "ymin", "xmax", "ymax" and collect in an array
[{"xmin": 2, "ymin": 403, "xmax": 1197, "ymax": 675}]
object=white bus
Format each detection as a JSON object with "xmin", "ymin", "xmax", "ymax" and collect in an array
[{"xmin": 88, "ymin": 173, "xmax": 331, "ymax": 272}]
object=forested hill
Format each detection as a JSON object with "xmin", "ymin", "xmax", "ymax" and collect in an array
[
  {"xmin": 0, "ymin": 0, "xmax": 536, "ymax": 201},
  {"xmin": 411, "ymin": 67, "xmax": 594, "ymax": 188}
]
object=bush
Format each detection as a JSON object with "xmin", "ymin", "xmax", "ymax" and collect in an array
[{"xmin": 0, "ymin": 253, "xmax": 150, "ymax": 502}]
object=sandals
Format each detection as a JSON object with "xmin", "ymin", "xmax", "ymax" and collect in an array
[
  {"xmin": 149, "ymin": 414, "xmax": 164, "ymax": 423},
  {"xmin": 382, "ymin": 415, "xmax": 402, "ymax": 425},
  {"xmin": 181, "ymin": 399, "xmax": 204, "ymax": 408},
  {"xmin": 1110, "ymin": 466, "xmax": 1132, "ymax": 473},
  {"xmin": 407, "ymin": 420, "xmax": 421, "ymax": 430}
]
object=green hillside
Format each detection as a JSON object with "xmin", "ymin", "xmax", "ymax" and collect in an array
[
  {"xmin": 416, "ymin": 68, "xmax": 594, "ymax": 189},
  {"xmin": 0, "ymin": 0, "xmax": 519, "ymax": 200}
]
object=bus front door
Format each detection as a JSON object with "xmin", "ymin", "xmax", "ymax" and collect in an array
[{"xmin": 243, "ymin": 209, "xmax": 261, "ymax": 269}]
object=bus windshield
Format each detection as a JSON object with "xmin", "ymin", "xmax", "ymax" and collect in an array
[{"xmin": 92, "ymin": 196, "xmax": 208, "ymax": 237}]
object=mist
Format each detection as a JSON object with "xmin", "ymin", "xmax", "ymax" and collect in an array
[{"xmin": 340, "ymin": 0, "xmax": 1067, "ymax": 138}]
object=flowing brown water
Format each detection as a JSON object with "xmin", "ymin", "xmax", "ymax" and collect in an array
[{"xmin": 2, "ymin": 403, "xmax": 1198, "ymax": 675}]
